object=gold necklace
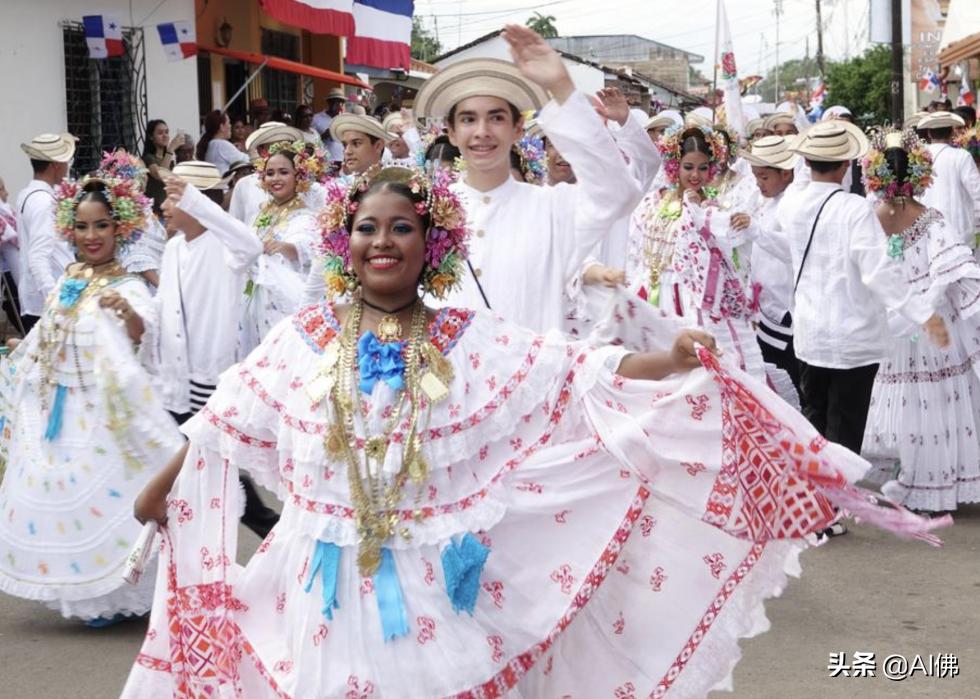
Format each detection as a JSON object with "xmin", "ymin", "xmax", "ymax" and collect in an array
[{"xmin": 254, "ymin": 195, "xmax": 304, "ymax": 244}]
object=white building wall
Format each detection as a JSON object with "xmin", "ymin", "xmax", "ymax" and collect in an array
[
  {"xmin": 434, "ymin": 35, "xmax": 605, "ymax": 97},
  {"xmin": 0, "ymin": 0, "xmax": 199, "ymax": 193}
]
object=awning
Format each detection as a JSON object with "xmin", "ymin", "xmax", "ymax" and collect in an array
[
  {"xmin": 938, "ymin": 0, "xmax": 980, "ymax": 65},
  {"xmin": 199, "ymin": 44, "xmax": 371, "ymax": 90},
  {"xmin": 939, "ymin": 32, "xmax": 980, "ymax": 66}
]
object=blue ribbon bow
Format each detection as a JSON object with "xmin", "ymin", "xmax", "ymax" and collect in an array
[
  {"xmin": 58, "ymin": 278, "xmax": 89, "ymax": 308},
  {"xmin": 304, "ymin": 540, "xmax": 341, "ymax": 620},
  {"xmin": 357, "ymin": 332, "xmax": 406, "ymax": 395},
  {"xmin": 441, "ymin": 533, "xmax": 490, "ymax": 615}
]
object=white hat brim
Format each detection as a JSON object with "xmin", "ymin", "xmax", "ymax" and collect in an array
[
  {"xmin": 20, "ymin": 132, "xmax": 77, "ymax": 163},
  {"xmin": 791, "ymin": 121, "xmax": 868, "ymax": 162},
  {"xmin": 245, "ymin": 123, "xmax": 306, "ymax": 154},
  {"xmin": 918, "ymin": 111, "xmax": 966, "ymax": 130},
  {"xmin": 329, "ymin": 114, "xmax": 391, "ymax": 143},
  {"xmin": 414, "ymin": 58, "xmax": 548, "ymax": 120},
  {"xmin": 171, "ymin": 161, "xmax": 230, "ymax": 190}
]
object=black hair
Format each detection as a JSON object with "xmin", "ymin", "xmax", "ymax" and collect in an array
[
  {"xmin": 202, "ymin": 189, "xmax": 224, "ymax": 205},
  {"xmin": 509, "ymin": 147, "xmax": 524, "ymax": 174},
  {"xmin": 446, "ymin": 101, "xmax": 521, "ymax": 127},
  {"xmin": 293, "ymin": 103, "xmax": 313, "ymax": 124},
  {"xmin": 679, "ymin": 128, "xmax": 714, "ymax": 160},
  {"xmin": 424, "ymin": 135, "xmax": 460, "ymax": 165},
  {"xmin": 77, "ymin": 179, "xmax": 113, "ymax": 215},
  {"xmin": 928, "ymin": 126, "xmax": 953, "ymax": 140},
  {"xmin": 196, "ymin": 109, "xmax": 227, "ymax": 161},
  {"xmin": 347, "ymin": 167, "xmax": 431, "ymax": 232},
  {"xmin": 884, "ymin": 147, "xmax": 910, "ymax": 188},
  {"xmin": 806, "ymin": 159, "xmax": 848, "ymax": 174},
  {"xmin": 30, "ymin": 158, "xmax": 55, "ymax": 175},
  {"xmin": 142, "ymin": 119, "xmax": 168, "ymax": 161},
  {"xmin": 954, "ymin": 105, "xmax": 976, "ymax": 127}
]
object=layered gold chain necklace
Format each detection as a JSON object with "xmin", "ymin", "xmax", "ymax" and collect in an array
[
  {"xmin": 318, "ymin": 297, "xmax": 454, "ymax": 576},
  {"xmin": 254, "ymin": 195, "xmax": 304, "ymax": 244}
]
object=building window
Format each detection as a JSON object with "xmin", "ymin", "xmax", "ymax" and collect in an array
[
  {"xmin": 61, "ymin": 21, "xmax": 147, "ymax": 177},
  {"xmin": 261, "ymin": 28, "xmax": 300, "ymax": 116}
]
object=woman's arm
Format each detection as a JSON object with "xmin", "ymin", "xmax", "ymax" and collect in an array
[
  {"xmin": 134, "ymin": 442, "xmax": 190, "ymax": 525},
  {"xmin": 616, "ymin": 328, "xmax": 719, "ymax": 381}
]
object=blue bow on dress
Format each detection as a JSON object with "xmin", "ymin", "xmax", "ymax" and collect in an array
[{"xmin": 357, "ymin": 332, "xmax": 406, "ymax": 395}]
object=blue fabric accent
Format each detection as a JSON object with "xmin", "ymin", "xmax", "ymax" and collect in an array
[
  {"xmin": 44, "ymin": 384, "xmax": 68, "ymax": 441},
  {"xmin": 355, "ymin": 0, "xmax": 415, "ymax": 18},
  {"xmin": 58, "ymin": 278, "xmax": 89, "ymax": 308},
  {"xmin": 357, "ymin": 332, "xmax": 406, "ymax": 395},
  {"xmin": 303, "ymin": 540, "xmax": 341, "ymax": 620},
  {"xmin": 441, "ymin": 533, "xmax": 490, "ymax": 615},
  {"xmin": 373, "ymin": 548, "xmax": 409, "ymax": 641},
  {"xmin": 887, "ymin": 234, "xmax": 904, "ymax": 260}
]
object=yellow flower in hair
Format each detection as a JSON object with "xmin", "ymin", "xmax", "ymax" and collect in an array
[
  {"xmin": 430, "ymin": 196, "xmax": 463, "ymax": 231},
  {"xmin": 427, "ymin": 273, "xmax": 455, "ymax": 298},
  {"xmin": 325, "ymin": 273, "xmax": 348, "ymax": 298}
]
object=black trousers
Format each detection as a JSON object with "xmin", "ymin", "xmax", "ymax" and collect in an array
[
  {"xmin": 798, "ymin": 361, "xmax": 879, "ymax": 454},
  {"xmin": 756, "ymin": 313, "xmax": 801, "ymax": 400},
  {"xmin": 20, "ymin": 314, "xmax": 39, "ymax": 336}
]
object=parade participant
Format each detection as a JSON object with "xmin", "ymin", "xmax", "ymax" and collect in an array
[
  {"xmin": 411, "ymin": 24, "xmax": 642, "ymax": 332},
  {"xmin": 382, "ymin": 111, "xmax": 422, "ymax": 167},
  {"xmin": 228, "ymin": 121, "xmax": 306, "ymax": 225},
  {"xmin": 745, "ymin": 117, "xmax": 771, "ymax": 142},
  {"xmin": 312, "ymin": 88, "xmax": 347, "ymax": 162},
  {"xmin": 240, "ymin": 140, "xmax": 321, "ymax": 356},
  {"xmin": 122, "ymin": 164, "xmax": 946, "ymax": 699},
  {"xmin": 860, "ymin": 130, "xmax": 980, "ymax": 511},
  {"xmin": 331, "ymin": 113, "xmax": 391, "ymax": 176},
  {"xmin": 644, "ymin": 112, "xmax": 675, "ymax": 144},
  {"xmin": 918, "ymin": 111, "xmax": 980, "ymax": 245},
  {"xmin": 16, "ymin": 133, "xmax": 77, "ymax": 334},
  {"xmin": 0, "ymin": 175, "xmax": 183, "ymax": 625},
  {"xmin": 776, "ymin": 121, "xmax": 949, "ymax": 463}
]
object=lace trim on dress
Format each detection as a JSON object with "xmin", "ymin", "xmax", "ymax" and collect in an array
[{"xmin": 900, "ymin": 208, "xmax": 943, "ymax": 250}]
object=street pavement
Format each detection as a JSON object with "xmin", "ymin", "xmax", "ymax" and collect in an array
[{"xmin": 1, "ymin": 504, "xmax": 977, "ymax": 698}]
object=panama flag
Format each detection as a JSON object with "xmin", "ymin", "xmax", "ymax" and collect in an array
[
  {"xmin": 958, "ymin": 64, "xmax": 975, "ymax": 107},
  {"xmin": 919, "ymin": 68, "xmax": 940, "ymax": 93},
  {"xmin": 259, "ymin": 0, "xmax": 355, "ymax": 37},
  {"xmin": 157, "ymin": 21, "xmax": 197, "ymax": 61},
  {"xmin": 347, "ymin": 1, "xmax": 414, "ymax": 71},
  {"xmin": 716, "ymin": 0, "xmax": 745, "ymax": 136},
  {"xmin": 83, "ymin": 14, "xmax": 125, "ymax": 59},
  {"xmin": 810, "ymin": 81, "xmax": 826, "ymax": 109}
]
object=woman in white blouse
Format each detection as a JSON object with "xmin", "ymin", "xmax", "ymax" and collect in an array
[{"xmin": 196, "ymin": 110, "xmax": 243, "ymax": 175}]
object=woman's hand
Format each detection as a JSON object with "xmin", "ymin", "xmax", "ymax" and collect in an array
[
  {"xmin": 730, "ymin": 212, "xmax": 751, "ymax": 231},
  {"xmin": 583, "ymin": 264, "xmax": 626, "ymax": 288},
  {"xmin": 5, "ymin": 337, "xmax": 21, "ymax": 352},
  {"xmin": 99, "ymin": 290, "xmax": 145, "ymax": 343},
  {"xmin": 134, "ymin": 482, "xmax": 169, "ymax": 526},
  {"xmin": 164, "ymin": 176, "xmax": 188, "ymax": 200},
  {"xmin": 264, "ymin": 240, "xmax": 299, "ymax": 261},
  {"xmin": 684, "ymin": 189, "xmax": 703, "ymax": 206},
  {"xmin": 923, "ymin": 314, "xmax": 950, "ymax": 348},
  {"xmin": 669, "ymin": 328, "xmax": 719, "ymax": 372},
  {"xmin": 502, "ymin": 24, "xmax": 575, "ymax": 103}
]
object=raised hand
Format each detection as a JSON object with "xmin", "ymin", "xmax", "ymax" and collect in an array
[
  {"xmin": 164, "ymin": 176, "xmax": 188, "ymax": 200},
  {"xmin": 597, "ymin": 87, "xmax": 629, "ymax": 126},
  {"xmin": 501, "ymin": 24, "xmax": 575, "ymax": 103}
]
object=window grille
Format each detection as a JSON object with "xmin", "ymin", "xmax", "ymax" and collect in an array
[
  {"xmin": 61, "ymin": 21, "xmax": 147, "ymax": 177},
  {"xmin": 260, "ymin": 28, "xmax": 299, "ymax": 115}
]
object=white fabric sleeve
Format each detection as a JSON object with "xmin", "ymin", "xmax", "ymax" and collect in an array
[
  {"xmin": 302, "ymin": 258, "xmax": 326, "ymax": 306},
  {"xmin": 402, "ymin": 126, "xmax": 422, "ymax": 153},
  {"xmin": 611, "ymin": 111, "xmax": 662, "ymax": 191},
  {"xmin": 958, "ymin": 152, "xmax": 980, "ymax": 242},
  {"xmin": 177, "ymin": 185, "xmax": 263, "ymax": 272},
  {"xmin": 228, "ymin": 178, "xmax": 249, "ymax": 223},
  {"xmin": 26, "ymin": 201, "xmax": 59, "ymax": 300}
]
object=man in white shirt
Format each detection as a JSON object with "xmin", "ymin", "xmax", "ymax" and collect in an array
[
  {"xmin": 330, "ymin": 114, "xmax": 391, "ymax": 176},
  {"xmin": 311, "ymin": 88, "xmax": 347, "ymax": 163},
  {"xmin": 15, "ymin": 132, "xmax": 77, "ymax": 333},
  {"xmin": 411, "ymin": 25, "xmax": 642, "ymax": 333},
  {"xmin": 773, "ymin": 121, "xmax": 947, "ymax": 457},
  {"xmin": 160, "ymin": 161, "xmax": 275, "ymax": 538},
  {"xmin": 228, "ymin": 122, "xmax": 305, "ymax": 225},
  {"xmin": 381, "ymin": 111, "xmax": 422, "ymax": 167},
  {"xmin": 919, "ymin": 111, "xmax": 980, "ymax": 245}
]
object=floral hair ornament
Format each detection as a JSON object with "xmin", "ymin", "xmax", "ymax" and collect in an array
[
  {"xmin": 316, "ymin": 165, "xmax": 470, "ymax": 299},
  {"xmin": 657, "ymin": 123, "xmax": 729, "ymax": 186},
  {"xmin": 956, "ymin": 125, "xmax": 980, "ymax": 160},
  {"xmin": 97, "ymin": 149, "xmax": 148, "ymax": 189},
  {"xmin": 515, "ymin": 133, "xmax": 548, "ymax": 185},
  {"xmin": 254, "ymin": 139, "xmax": 326, "ymax": 193},
  {"xmin": 54, "ymin": 175, "xmax": 149, "ymax": 248},
  {"xmin": 861, "ymin": 128, "xmax": 933, "ymax": 200}
]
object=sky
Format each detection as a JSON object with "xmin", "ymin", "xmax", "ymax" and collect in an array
[{"xmin": 414, "ymin": 0, "xmax": 875, "ymax": 80}]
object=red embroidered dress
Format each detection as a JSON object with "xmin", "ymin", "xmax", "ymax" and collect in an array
[{"xmin": 122, "ymin": 302, "xmax": 913, "ymax": 698}]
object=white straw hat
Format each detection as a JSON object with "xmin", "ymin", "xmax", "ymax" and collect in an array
[
  {"xmin": 739, "ymin": 135, "xmax": 800, "ymax": 169},
  {"xmin": 329, "ymin": 114, "xmax": 391, "ymax": 143},
  {"xmin": 381, "ymin": 112, "xmax": 406, "ymax": 134},
  {"xmin": 745, "ymin": 117, "xmax": 769, "ymax": 135},
  {"xmin": 245, "ymin": 121, "xmax": 305, "ymax": 154},
  {"xmin": 171, "ymin": 161, "xmax": 228, "ymax": 190},
  {"xmin": 414, "ymin": 58, "xmax": 548, "ymax": 120},
  {"xmin": 645, "ymin": 114, "xmax": 675, "ymax": 131},
  {"xmin": 917, "ymin": 111, "xmax": 966, "ymax": 130},
  {"xmin": 763, "ymin": 112, "xmax": 797, "ymax": 131},
  {"xmin": 790, "ymin": 120, "xmax": 869, "ymax": 162},
  {"xmin": 821, "ymin": 105, "xmax": 852, "ymax": 121},
  {"xmin": 21, "ymin": 132, "xmax": 78, "ymax": 162}
]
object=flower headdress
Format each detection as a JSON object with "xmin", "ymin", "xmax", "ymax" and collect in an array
[
  {"xmin": 97, "ymin": 149, "xmax": 148, "ymax": 189},
  {"xmin": 956, "ymin": 125, "xmax": 980, "ymax": 160},
  {"xmin": 54, "ymin": 175, "xmax": 149, "ymax": 247},
  {"xmin": 254, "ymin": 139, "xmax": 326, "ymax": 193},
  {"xmin": 657, "ymin": 123, "xmax": 730, "ymax": 186},
  {"xmin": 514, "ymin": 134, "xmax": 548, "ymax": 185},
  {"xmin": 316, "ymin": 166, "xmax": 469, "ymax": 299},
  {"xmin": 861, "ymin": 128, "xmax": 933, "ymax": 199}
]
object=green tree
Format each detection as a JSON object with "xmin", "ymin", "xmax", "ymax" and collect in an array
[
  {"xmin": 824, "ymin": 44, "xmax": 892, "ymax": 126},
  {"xmin": 755, "ymin": 56, "xmax": 822, "ymax": 102},
  {"xmin": 411, "ymin": 16, "xmax": 442, "ymax": 62},
  {"xmin": 526, "ymin": 12, "xmax": 559, "ymax": 38}
]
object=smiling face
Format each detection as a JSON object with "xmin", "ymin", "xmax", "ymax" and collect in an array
[
  {"xmin": 545, "ymin": 140, "xmax": 575, "ymax": 184},
  {"xmin": 74, "ymin": 197, "xmax": 118, "ymax": 266},
  {"xmin": 263, "ymin": 152, "xmax": 298, "ymax": 203},
  {"xmin": 342, "ymin": 130, "xmax": 384, "ymax": 174},
  {"xmin": 349, "ymin": 187, "xmax": 427, "ymax": 300},
  {"xmin": 447, "ymin": 96, "xmax": 523, "ymax": 178},
  {"xmin": 678, "ymin": 150, "xmax": 711, "ymax": 192}
]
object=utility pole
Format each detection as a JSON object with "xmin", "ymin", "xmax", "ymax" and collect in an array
[
  {"xmin": 815, "ymin": 0, "xmax": 825, "ymax": 76},
  {"xmin": 804, "ymin": 35, "xmax": 811, "ymax": 103},
  {"xmin": 774, "ymin": 0, "xmax": 783, "ymax": 103},
  {"xmin": 890, "ymin": 0, "xmax": 904, "ymax": 124}
]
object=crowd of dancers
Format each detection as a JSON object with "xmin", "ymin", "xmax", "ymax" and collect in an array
[{"xmin": 0, "ymin": 24, "xmax": 977, "ymax": 698}]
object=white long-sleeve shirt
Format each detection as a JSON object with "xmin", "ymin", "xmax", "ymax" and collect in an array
[
  {"xmin": 16, "ymin": 179, "xmax": 73, "ymax": 316},
  {"xmin": 921, "ymin": 142, "xmax": 980, "ymax": 245},
  {"xmin": 773, "ymin": 181, "xmax": 934, "ymax": 369},
  {"xmin": 155, "ymin": 185, "xmax": 263, "ymax": 414}
]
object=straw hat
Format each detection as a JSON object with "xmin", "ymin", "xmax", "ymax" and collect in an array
[
  {"xmin": 821, "ymin": 105, "xmax": 852, "ymax": 121},
  {"xmin": 745, "ymin": 117, "xmax": 769, "ymax": 135},
  {"xmin": 790, "ymin": 120, "xmax": 869, "ymax": 162},
  {"xmin": 382, "ymin": 112, "xmax": 406, "ymax": 135},
  {"xmin": 245, "ymin": 121, "xmax": 305, "ymax": 154},
  {"xmin": 329, "ymin": 114, "xmax": 391, "ymax": 143},
  {"xmin": 904, "ymin": 111, "xmax": 929, "ymax": 129},
  {"xmin": 645, "ymin": 114, "xmax": 675, "ymax": 131},
  {"xmin": 21, "ymin": 132, "xmax": 78, "ymax": 163},
  {"xmin": 326, "ymin": 88, "xmax": 346, "ymax": 102},
  {"xmin": 763, "ymin": 112, "xmax": 796, "ymax": 131},
  {"xmin": 414, "ymin": 58, "xmax": 548, "ymax": 120},
  {"xmin": 223, "ymin": 159, "xmax": 254, "ymax": 178},
  {"xmin": 171, "ymin": 161, "xmax": 228, "ymax": 190},
  {"xmin": 918, "ymin": 111, "xmax": 966, "ymax": 130},
  {"xmin": 739, "ymin": 135, "xmax": 800, "ymax": 169}
]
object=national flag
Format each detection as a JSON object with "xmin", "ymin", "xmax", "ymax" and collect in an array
[
  {"xmin": 918, "ymin": 68, "xmax": 941, "ymax": 93},
  {"xmin": 810, "ymin": 81, "xmax": 826, "ymax": 110},
  {"xmin": 716, "ymin": 0, "xmax": 744, "ymax": 136},
  {"xmin": 958, "ymin": 64, "xmax": 974, "ymax": 107},
  {"xmin": 157, "ymin": 21, "xmax": 197, "ymax": 61},
  {"xmin": 259, "ymin": 0, "xmax": 355, "ymax": 37},
  {"xmin": 83, "ymin": 14, "xmax": 125, "ymax": 59},
  {"xmin": 347, "ymin": 0, "xmax": 414, "ymax": 71}
]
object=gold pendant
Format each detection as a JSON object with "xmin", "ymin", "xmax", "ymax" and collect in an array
[
  {"xmin": 376, "ymin": 314, "xmax": 402, "ymax": 342},
  {"xmin": 357, "ymin": 538, "xmax": 382, "ymax": 577},
  {"xmin": 420, "ymin": 371, "xmax": 449, "ymax": 402},
  {"xmin": 408, "ymin": 455, "xmax": 428, "ymax": 484},
  {"xmin": 324, "ymin": 424, "xmax": 346, "ymax": 457},
  {"xmin": 364, "ymin": 436, "xmax": 389, "ymax": 461},
  {"xmin": 306, "ymin": 374, "xmax": 334, "ymax": 406}
]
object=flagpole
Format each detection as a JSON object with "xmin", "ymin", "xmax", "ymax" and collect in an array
[
  {"xmin": 711, "ymin": 0, "xmax": 720, "ymax": 124},
  {"xmin": 219, "ymin": 59, "xmax": 268, "ymax": 116}
]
